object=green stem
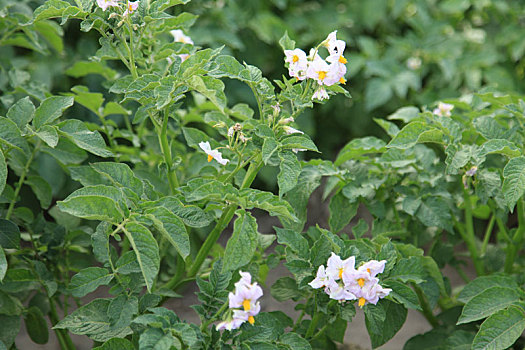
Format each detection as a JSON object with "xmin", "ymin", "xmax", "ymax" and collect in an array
[
  {"xmin": 462, "ymin": 189, "xmax": 484, "ymax": 275},
  {"xmin": 186, "ymin": 204, "xmax": 237, "ymax": 279},
  {"xmin": 168, "ymin": 156, "xmax": 264, "ymax": 288},
  {"xmin": 49, "ymin": 297, "xmax": 75, "ymax": 350},
  {"xmin": 200, "ymin": 301, "xmax": 229, "ymax": 331},
  {"xmin": 310, "ymin": 324, "xmax": 329, "ymax": 341},
  {"xmin": 305, "ymin": 294, "xmax": 319, "ymax": 339},
  {"xmin": 157, "ymin": 111, "xmax": 179, "ymax": 193},
  {"xmin": 414, "ymin": 285, "xmax": 440, "ymax": 328},
  {"xmin": 292, "ymin": 298, "xmax": 309, "ymax": 332},
  {"xmin": 504, "ymin": 199, "xmax": 525, "ymax": 273},
  {"xmin": 124, "ymin": 16, "xmax": 138, "ymax": 79},
  {"xmin": 480, "ymin": 214, "xmax": 495, "ymax": 256},
  {"xmin": 248, "ymin": 83, "xmax": 263, "ymax": 120},
  {"xmin": 5, "ymin": 140, "xmax": 40, "ymax": 220}
]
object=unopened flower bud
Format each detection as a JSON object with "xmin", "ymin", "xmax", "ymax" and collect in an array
[
  {"xmin": 239, "ymin": 133, "xmax": 250, "ymax": 143},
  {"xmin": 279, "ymin": 117, "xmax": 295, "ymax": 125},
  {"xmin": 108, "ymin": 12, "xmax": 118, "ymax": 20},
  {"xmin": 466, "ymin": 166, "xmax": 478, "ymax": 177},
  {"xmin": 233, "ymin": 123, "xmax": 242, "ymax": 132},
  {"xmin": 227, "ymin": 127, "xmax": 234, "ymax": 138}
]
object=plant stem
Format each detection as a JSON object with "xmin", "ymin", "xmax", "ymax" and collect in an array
[
  {"xmin": 157, "ymin": 110, "xmax": 179, "ymax": 193},
  {"xmin": 125, "ymin": 17, "xmax": 138, "ymax": 79},
  {"xmin": 248, "ymin": 82, "xmax": 263, "ymax": 120},
  {"xmin": 5, "ymin": 140, "xmax": 40, "ymax": 220},
  {"xmin": 462, "ymin": 189, "xmax": 484, "ymax": 275},
  {"xmin": 166, "ymin": 155, "xmax": 264, "ymax": 289},
  {"xmin": 185, "ymin": 204, "xmax": 237, "ymax": 279},
  {"xmin": 305, "ymin": 294, "xmax": 319, "ymax": 339},
  {"xmin": 200, "ymin": 301, "xmax": 229, "ymax": 331},
  {"xmin": 310, "ymin": 324, "xmax": 329, "ymax": 341},
  {"xmin": 481, "ymin": 214, "xmax": 495, "ymax": 256},
  {"xmin": 49, "ymin": 297, "xmax": 75, "ymax": 350},
  {"xmin": 414, "ymin": 285, "xmax": 440, "ymax": 328},
  {"xmin": 504, "ymin": 199, "xmax": 525, "ymax": 273}
]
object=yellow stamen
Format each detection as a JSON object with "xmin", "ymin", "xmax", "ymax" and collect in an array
[
  {"xmin": 358, "ymin": 297, "xmax": 366, "ymax": 308},
  {"xmin": 292, "ymin": 55, "xmax": 299, "ymax": 63},
  {"xmin": 242, "ymin": 299, "xmax": 251, "ymax": 312},
  {"xmin": 207, "ymin": 154, "xmax": 213, "ymax": 162},
  {"xmin": 318, "ymin": 71, "xmax": 327, "ymax": 81},
  {"xmin": 339, "ymin": 77, "xmax": 346, "ymax": 84},
  {"xmin": 367, "ymin": 268, "xmax": 371, "ymax": 274},
  {"xmin": 357, "ymin": 278, "xmax": 365, "ymax": 287},
  {"xmin": 128, "ymin": 4, "xmax": 133, "ymax": 12},
  {"xmin": 248, "ymin": 315, "xmax": 255, "ymax": 324},
  {"xmin": 338, "ymin": 268, "xmax": 343, "ymax": 279},
  {"xmin": 339, "ymin": 56, "xmax": 347, "ymax": 64}
]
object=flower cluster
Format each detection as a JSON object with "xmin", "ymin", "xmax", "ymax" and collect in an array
[
  {"xmin": 198, "ymin": 141, "xmax": 229, "ymax": 165},
  {"xmin": 96, "ymin": 0, "xmax": 138, "ymax": 15},
  {"xmin": 283, "ymin": 31, "xmax": 348, "ymax": 101},
  {"xmin": 216, "ymin": 271, "xmax": 263, "ymax": 331},
  {"xmin": 309, "ymin": 253, "xmax": 391, "ymax": 308},
  {"xmin": 433, "ymin": 102, "xmax": 454, "ymax": 117},
  {"xmin": 170, "ymin": 29, "xmax": 194, "ymax": 62}
]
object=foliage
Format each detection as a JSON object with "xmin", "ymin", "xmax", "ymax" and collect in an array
[{"xmin": 0, "ymin": 1, "xmax": 524, "ymax": 350}]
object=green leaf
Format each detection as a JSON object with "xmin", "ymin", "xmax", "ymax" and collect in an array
[
  {"xmin": 387, "ymin": 122, "xmax": 444, "ymax": 149},
  {"xmin": 93, "ymin": 338, "xmax": 135, "ymax": 350},
  {"xmin": 262, "ymin": 137, "xmax": 279, "ymax": 165},
  {"xmin": 0, "ymin": 151, "xmax": 6, "ymax": 196},
  {"xmin": 187, "ymin": 75, "xmax": 226, "ymax": 112},
  {"xmin": 69, "ymin": 85, "xmax": 104, "ymax": 115},
  {"xmin": 91, "ymin": 162, "xmax": 143, "ymax": 196},
  {"xmin": 6, "ymin": 96, "xmax": 35, "ymax": 129},
  {"xmin": 26, "ymin": 175, "xmax": 52, "ymax": 209},
  {"xmin": 24, "ymin": 306, "xmax": 49, "ymax": 344},
  {"xmin": 457, "ymin": 287, "xmax": 520, "ymax": 325},
  {"xmin": 65, "ymin": 61, "xmax": 117, "ymax": 80},
  {"xmin": 35, "ymin": 125, "xmax": 59, "ymax": 147},
  {"xmin": 151, "ymin": 196, "xmax": 213, "ymax": 228},
  {"xmin": 236, "ymin": 188, "xmax": 298, "ymax": 221},
  {"xmin": 0, "ymin": 248, "xmax": 6, "ymax": 282},
  {"xmin": 58, "ymin": 119, "xmax": 113, "ymax": 157},
  {"xmin": 472, "ymin": 305, "xmax": 525, "ymax": 350},
  {"xmin": 0, "ymin": 219, "xmax": 20, "ymax": 249},
  {"xmin": 0, "ymin": 315, "xmax": 20, "ymax": 348},
  {"xmin": 279, "ymin": 332, "xmax": 311, "ymax": 350},
  {"xmin": 502, "ymin": 156, "xmax": 525, "ymax": 212},
  {"xmin": 182, "ymin": 127, "xmax": 209, "ymax": 149},
  {"xmin": 386, "ymin": 106, "xmax": 420, "ymax": 123},
  {"xmin": 58, "ymin": 185, "xmax": 125, "ymax": 223},
  {"xmin": 270, "ymin": 277, "xmax": 303, "ymax": 302},
  {"xmin": 281, "ymin": 135, "xmax": 318, "ymax": 152},
  {"xmin": 0, "ymin": 117, "xmax": 30, "ymax": 154},
  {"xmin": 138, "ymin": 328, "xmax": 174, "ymax": 350},
  {"xmin": 364, "ymin": 300, "xmax": 407, "ymax": 348},
  {"xmin": 457, "ymin": 275, "xmax": 518, "ymax": 304},
  {"xmin": 144, "ymin": 207, "xmax": 190, "ymax": 258},
  {"xmin": 384, "ymin": 280, "xmax": 421, "ymax": 310},
  {"xmin": 335, "ymin": 136, "xmax": 386, "ymax": 166},
  {"xmin": 68, "ymin": 267, "xmax": 114, "ymax": 298},
  {"xmin": 444, "ymin": 330, "xmax": 475, "ymax": 350},
  {"xmin": 92, "ymin": 222, "xmax": 111, "ymax": 264},
  {"xmin": 275, "ymin": 227, "xmax": 309, "ymax": 258},
  {"xmin": 33, "ymin": 96, "xmax": 74, "ymax": 130},
  {"xmin": 0, "ymin": 269, "xmax": 39, "ymax": 293},
  {"xmin": 42, "ymin": 138, "xmax": 87, "ymax": 165},
  {"xmin": 278, "ymin": 31, "xmax": 295, "ymax": 51},
  {"xmin": 222, "ymin": 210, "xmax": 258, "ymax": 272},
  {"xmin": 278, "ymin": 152, "xmax": 301, "ymax": 197},
  {"xmin": 388, "ymin": 256, "xmax": 426, "ymax": 284},
  {"xmin": 123, "ymin": 222, "xmax": 160, "ymax": 292},
  {"xmin": 478, "ymin": 139, "xmax": 520, "ymax": 158},
  {"xmin": 404, "ymin": 330, "xmax": 448, "ymax": 350},
  {"xmin": 54, "ymin": 298, "xmax": 132, "ymax": 342},
  {"xmin": 329, "ymin": 192, "xmax": 358, "ymax": 233},
  {"xmin": 365, "ymin": 78, "xmax": 392, "ymax": 111},
  {"xmin": 416, "ymin": 197, "xmax": 453, "ymax": 232}
]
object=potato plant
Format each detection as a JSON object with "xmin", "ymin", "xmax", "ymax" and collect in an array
[{"xmin": 0, "ymin": 1, "xmax": 524, "ymax": 350}]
